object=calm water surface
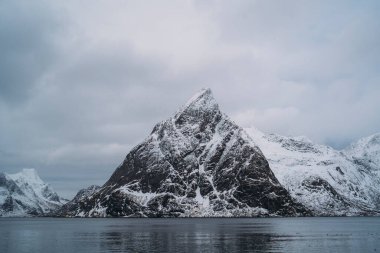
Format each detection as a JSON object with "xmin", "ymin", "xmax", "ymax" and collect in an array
[{"xmin": 0, "ymin": 217, "xmax": 379, "ymax": 252}]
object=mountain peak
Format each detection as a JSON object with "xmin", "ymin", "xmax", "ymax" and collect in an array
[
  {"xmin": 6, "ymin": 168, "xmax": 43, "ymax": 184},
  {"xmin": 364, "ymin": 133, "xmax": 380, "ymax": 146},
  {"xmin": 174, "ymin": 88, "xmax": 219, "ymax": 120},
  {"xmin": 21, "ymin": 168, "xmax": 39, "ymax": 177},
  {"xmin": 1, "ymin": 168, "xmax": 65, "ymax": 217},
  {"xmin": 184, "ymin": 88, "xmax": 213, "ymax": 106},
  {"xmin": 61, "ymin": 88, "xmax": 309, "ymax": 217},
  {"xmin": 345, "ymin": 132, "xmax": 380, "ymax": 153}
]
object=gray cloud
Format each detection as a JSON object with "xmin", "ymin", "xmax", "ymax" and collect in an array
[
  {"xmin": 0, "ymin": 0, "xmax": 61, "ymax": 103},
  {"xmin": 0, "ymin": 0, "xmax": 379, "ymax": 198}
]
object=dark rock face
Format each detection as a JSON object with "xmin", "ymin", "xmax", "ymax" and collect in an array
[
  {"xmin": 61, "ymin": 89, "xmax": 309, "ymax": 217},
  {"xmin": 56, "ymin": 185, "xmax": 100, "ymax": 216},
  {"xmin": 0, "ymin": 173, "xmax": 23, "ymax": 196}
]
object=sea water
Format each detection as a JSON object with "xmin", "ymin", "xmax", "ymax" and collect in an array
[{"xmin": 0, "ymin": 217, "xmax": 379, "ymax": 252}]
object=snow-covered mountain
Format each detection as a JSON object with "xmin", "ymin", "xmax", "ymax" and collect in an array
[
  {"xmin": 0, "ymin": 169, "xmax": 67, "ymax": 217},
  {"xmin": 344, "ymin": 133, "xmax": 380, "ymax": 171},
  {"xmin": 59, "ymin": 89, "xmax": 309, "ymax": 217},
  {"xmin": 246, "ymin": 127, "xmax": 380, "ymax": 216},
  {"xmin": 56, "ymin": 185, "xmax": 100, "ymax": 216}
]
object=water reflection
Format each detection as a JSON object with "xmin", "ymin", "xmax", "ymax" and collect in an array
[
  {"xmin": 0, "ymin": 218, "xmax": 379, "ymax": 253},
  {"xmin": 95, "ymin": 227, "xmax": 278, "ymax": 252}
]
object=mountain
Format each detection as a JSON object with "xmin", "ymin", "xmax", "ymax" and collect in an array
[
  {"xmin": 246, "ymin": 127, "xmax": 380, "ymax": 216},
  {"xmin": 344, "ymin": 133, "xmax": 380, "ymax": 171},
  {"xmin": 59, "ymin": 89, "xmax": 309, "ymax": 217},
  {"xmin": 56, "ymin": 185, "xmax": 100, "ymax": 216},
  {"xmin": 0, "ymin": 169, "xmax": 67, "ymax": 217}
]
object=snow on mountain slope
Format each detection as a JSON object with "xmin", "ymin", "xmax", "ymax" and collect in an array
[
  {"xmin": 246, "ymin": 127, "xmax": 380, "ymax": 216},
  {"xmin": 344, "ymin": 133, "xmax": 380, "ymax": 171},
  {"xmin": 59, "ymin": 89, "xmax": 309, "ymax": 217},
  {"xmin": 0, "ymin": 169, "xmax": 67, "ymax": 217}
]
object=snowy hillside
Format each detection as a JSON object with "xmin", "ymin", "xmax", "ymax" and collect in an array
[
  {"xmin": 246, "ymin": 127, "xmax": 380, "ymax": 216},
  {"xmin": 344, "ymin": 133, "xmax": 380, "ymax": 171},
  {"xmin": 0, "ymin": 169, "xmax": 67, "ymax": 217}
]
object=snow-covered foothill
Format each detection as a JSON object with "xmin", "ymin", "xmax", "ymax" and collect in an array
[{"xmin": 245, "ymin": 127, "xmax": 380, "ymax": 216}]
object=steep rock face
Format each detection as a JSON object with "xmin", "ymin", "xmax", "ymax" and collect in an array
[
  {"xmin": 246, "ymin": 128, "xmax": 380, "ymax": 216},
  {"xmin": 0, "ymin": 169, "xmax": 67, "ymax": 217},
  {"xmin": 61, "ymin": 89, "xmax": 309, "ymax": 217}
]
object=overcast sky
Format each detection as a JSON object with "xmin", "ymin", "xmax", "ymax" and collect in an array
[{"xmin": 1, "ymin": 0, "xmax": 379, "ymax": 198}]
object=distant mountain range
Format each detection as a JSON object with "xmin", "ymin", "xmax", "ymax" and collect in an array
[
  {"xmin": 0, "ymin": 169, "xmax": 67, "ymax": 217},
  {"xmin": 1, "ymin": 89, "xmax": 379, "ymax": 217}
]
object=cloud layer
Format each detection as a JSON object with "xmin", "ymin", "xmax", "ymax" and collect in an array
[{"xmin": 1, "ymin": 0, "xmax": 379, "ymax": 197}]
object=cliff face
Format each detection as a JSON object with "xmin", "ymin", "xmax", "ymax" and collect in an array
[{"xmin": 60, "ymin": 89, "xmax": 309, "ymax": 217}]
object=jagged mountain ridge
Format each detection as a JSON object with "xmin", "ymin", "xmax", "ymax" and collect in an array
[
  {"xmin": 246, "ymin": 127, "xmax": 380, "ymax": 216},
  {"xmin": 0, "ymin": 169, "xmax": 67, "ymax": 217},
  {"xmin": 60, "ymin": 89, "xmax": 309, "ymax": 217}
]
